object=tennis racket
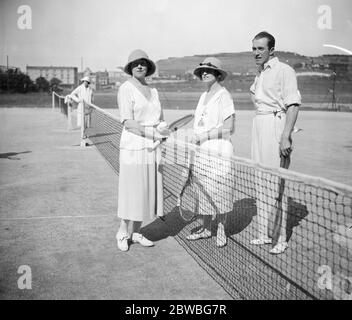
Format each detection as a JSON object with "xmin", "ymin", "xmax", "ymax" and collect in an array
[
  {"xmin": 269, "ymin": 155, "xmax": 290, "ymax": 245},
  {"xmin": 177, "ymin": 145, "xmax": 198, "ymax": 221},
  {"xmin": 152, "ymin": 114, "xmax": 194, "ymax": 150}
]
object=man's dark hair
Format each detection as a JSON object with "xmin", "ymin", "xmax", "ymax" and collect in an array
[{"xmin": 253, "ymin": 31, "xmax": 275, "ymax": 50}]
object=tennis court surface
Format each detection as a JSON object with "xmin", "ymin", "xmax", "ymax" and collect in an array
[
  {"xmin": 78, "ymin": 98, "xmax": 352, "ymax": 300},
  {"xmin": 0, "ymin": 107, "xmax": 232, "ymax": 300},
  {"xmin": 1, "ymin": 97, "xmax": 352, "ymax": 300}
]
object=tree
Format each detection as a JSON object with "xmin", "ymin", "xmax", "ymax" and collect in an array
[
  {"xmin": 35, "ymin": 76, "xmax": 50, "ymax": 92},
  {"xmin": 0, "ymin": 69, "xmax": 35, "ymax": 93},
  {"xmin": 49, "ymin": 77, "xmax": 63, "ymax": 94},
  {"xmin": 293, "ymin": 62, "xmax": 303, "ymax": 70}
]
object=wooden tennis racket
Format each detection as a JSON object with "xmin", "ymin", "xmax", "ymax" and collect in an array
[
  {"xmin": 177, "ymin": 145, "xmax": 198, "ymax": 221},
  {"xmin": 152, "ymin": 114, "xmax": 194, "ymax": 150},
  {"xmin": 269, "ymin": 155, "xmax": 290, "ymax": 244}
]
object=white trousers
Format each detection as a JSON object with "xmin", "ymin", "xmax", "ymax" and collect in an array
[
  {"xmin": 77, "ymin": 103, "xmax": 83, "ymax": 127},
  {"xmin": 251, "ymin": 114, "xmax": 288, "ymax": 242}
]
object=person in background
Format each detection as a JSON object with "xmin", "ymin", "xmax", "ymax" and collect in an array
[{"xmin": 69, "ymin": 76, "xmax": 94, "ymax": 127}]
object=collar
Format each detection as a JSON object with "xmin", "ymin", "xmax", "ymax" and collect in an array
[{"xmin": 263, "ymin": 57, "xmax": 279, "ymax": 70}]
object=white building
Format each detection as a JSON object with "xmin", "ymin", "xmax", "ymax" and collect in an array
[
  {"xmin": 108, "ymin": 68, "xmax": 129, "ymax": 86},
  {"xmin": 26, "ymin": 66, "xmax": 78, "ymax": 87}
]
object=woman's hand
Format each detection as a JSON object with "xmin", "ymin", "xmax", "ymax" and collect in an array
[
  {"xmin": 190, "ymin": 133, "xmax": 207, "ymax": 145},
  {"xmin": 154, "ymin": 130, "xmax": 169, "ymax": 141},
  {"xmin": 156, "ymin": 121, "xmax": 171, "ymax": 136}
]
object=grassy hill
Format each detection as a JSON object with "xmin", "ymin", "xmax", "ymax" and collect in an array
[{"xmin": 156, "ymin": 51, "xmax": 321, "ymax": 75}]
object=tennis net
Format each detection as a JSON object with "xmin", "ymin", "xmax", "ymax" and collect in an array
[
  {"xmin": 82, "ymin": 101, "xmax": 352, "ymax": 300},
  {"xmin": 52, "ymin": 92, "xmax": 68, "ymax": 116},
  {"xmin": 52, "ymin": 92, "xmax": 77, "ymax": 130}
]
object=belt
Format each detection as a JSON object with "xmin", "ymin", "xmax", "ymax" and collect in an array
[{"xmin": 255, "ymin": 109, "xmax": 285, "ymax": 117}]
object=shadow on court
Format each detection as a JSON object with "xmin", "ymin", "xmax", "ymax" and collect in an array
[
  {"xmin": 0, "ymin": 151, "xmax": 31, "ymax": 160},
  {"xmin": 141, "ymin": 207, "xmax": 188, "ymax": 241},
  {"xmin": 286, "ymin": 197, "xmax": 309, "ymax": 242},
  {"xmin": 142, "ymin": 197, "xmax": 309, "ymax": 243}
]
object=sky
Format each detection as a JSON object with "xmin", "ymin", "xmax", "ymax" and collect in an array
[{"xmin": 1, "ymin": 0, "xmax": 351, "ymax": 72}]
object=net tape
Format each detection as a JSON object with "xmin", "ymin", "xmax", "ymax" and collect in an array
[
  {"xmin": 83, "ymin": 102, "xmax": 352, "ymax": 300},
  {"xmin": 52, "ymin": 92, "xmax": 69, "ymax": 116}
]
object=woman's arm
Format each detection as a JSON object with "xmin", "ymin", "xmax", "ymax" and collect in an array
[
  {"xmin": 194, "ymin": 114, "xmax": 235, "ymax": 144},
  {"xmin": 69, "ymin": 86, "xmax": 80, "ymax": 103},
  {"xmin": 123, "ymin": 120, "xmax": 165, "ymax": 141},
  {"xmin": 280, "ymin": 104, "xmax": 299, "ymax": 157}
]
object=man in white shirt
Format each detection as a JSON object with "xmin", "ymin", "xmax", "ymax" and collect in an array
[
  {"xmin": 69, "ymin": 76, "xmax": 94, "ymax": 127},
  {"xmin": 250, "ymin": 31, "xmax": 301, "ymax": 254}
]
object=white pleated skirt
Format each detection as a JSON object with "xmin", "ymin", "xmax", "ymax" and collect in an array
[
  {"xmin": 194, "ymin": 139, "xmax": 234, "ymax": 216},
  {"xmin": 117, "ymin": 148, "xmax": 164, "ymax": 221}
]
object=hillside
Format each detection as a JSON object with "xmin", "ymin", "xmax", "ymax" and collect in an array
[{"xmin": 156, "ymin": 51, "xmax": 322, "ymax": 75}]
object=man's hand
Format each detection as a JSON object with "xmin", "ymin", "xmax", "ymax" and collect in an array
[{"xmin": 280, "ymin": 135, "xmax": 292, "ymax": 158}]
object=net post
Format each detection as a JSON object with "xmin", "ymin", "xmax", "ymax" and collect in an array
[
  {"xmin": 52, "ymin": 92, "xmax": 55, "ymax": 110},
  {"xmin": 67, "ymin": 99, "xmax": 73, "ymax": 131},
  {"xmin": 80, "ymin": 101, "xmax": 87, "ymax": 147}
]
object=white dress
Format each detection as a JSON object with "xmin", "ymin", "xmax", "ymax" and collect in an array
[
  {"xmin": 193, "ymin": 87, "xmax": 235, "ymax": 216},
  {"xmin": 117, "ymin": 80, "xmax": 164, "ymax": 221},
  {"xmin": 70, "ymin": 84, "xmax": 93, "ymax": 127}
]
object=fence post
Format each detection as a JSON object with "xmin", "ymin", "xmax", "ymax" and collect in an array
[
  {"xmin": 52, "ymin": 92, "xmax": 55, "ymax": 110},
  {"xmin": 67, "ymin": 99, "xmax": 73, "ymax": 130},
  {"xmin": 80, "ymin": 101, "xmax": 87, "ymax": 147}
]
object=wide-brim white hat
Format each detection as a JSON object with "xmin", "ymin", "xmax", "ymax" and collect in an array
[
  {"xmin": 80, "ymin": 76, "xmax": 91, "ymax": 83},
  {"xmin": 124, "ymin": 49, "xmax": 156, "ymax": 77}
]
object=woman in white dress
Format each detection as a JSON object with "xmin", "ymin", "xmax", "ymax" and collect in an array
[
  {"xmin": 186, "ymin": 57, "xmax": 235, "ymax": 248},
  {"xmin": 116, "ymin": 49, "xmax": 169, "ymax": 252},
  {"xmin": 69, "ymin": 76, "xmax": 93, "ymax": 127}
]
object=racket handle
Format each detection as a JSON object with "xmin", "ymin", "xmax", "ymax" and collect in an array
[
  {"xmin": 152, "ymin": 140, "xmax": 161, "ymax": 150},
  {"xmin": 152, "ymin": 137, "xmax": 167, "ymax": 150}
]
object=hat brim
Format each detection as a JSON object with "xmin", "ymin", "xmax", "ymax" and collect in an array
[
  {"xmin": 193, "ymin": 66, "xmax": 227, "ymax": 82},
  {"xmin": 124, "ymin": 58, "xmax": 156, "ymax": 77}
]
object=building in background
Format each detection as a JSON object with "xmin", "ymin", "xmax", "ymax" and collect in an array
[
  {"xmin": 0, "ymin": 65, "xmax": 21, "ymax": 73},
  {"xmin": 96, "ymin": 70, "xmax": 109, "ymax": 89},
  {"xmin": 78, "ymin": 68, "xmax": 110, "ymax": 90},
  {"xmin": 26, "ymin": 66, "xmax": 78, "ymax": 88},
  {"xmin": 108, "ymin": 68, "xmax": 129, "ymax": 87}
]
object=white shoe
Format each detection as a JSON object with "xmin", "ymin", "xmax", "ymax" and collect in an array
[
  {"xmin": 250, "ymin": 238, "xmax": 272, "ymax": 245},
  {"xmin": 132, "ymin": 233, "xmax": 154, "ymax": 247},
  {"xmin": 216, "ymin": 224, "xmax": 227, "ymax": 248},
  {"xmin": 186, "ymin": 229, "xmax": 211, "ymax": 241},
  {"xmin": 116, "ymin": 234, "xmax": 129, "ymax": 252},
  {"xmin": 269, "ymin": 242, "xmax": 288, "ymax": 255}
]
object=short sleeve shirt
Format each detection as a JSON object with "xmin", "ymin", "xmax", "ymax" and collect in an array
[
  {"xmin": 193, "ymin": 88, "xmax": 235, "ymax": 135},
  {"xmin": 250, "ymin": 57, "xmax": 301, "ymax": 113},
  {"xmin": 118, "ymin": 80, "xmax": 162, "ymax": 150}
]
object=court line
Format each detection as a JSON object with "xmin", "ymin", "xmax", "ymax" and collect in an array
[{"xmin": 0, "ymin": 214, "xmax": 115, "ymax": 221}]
